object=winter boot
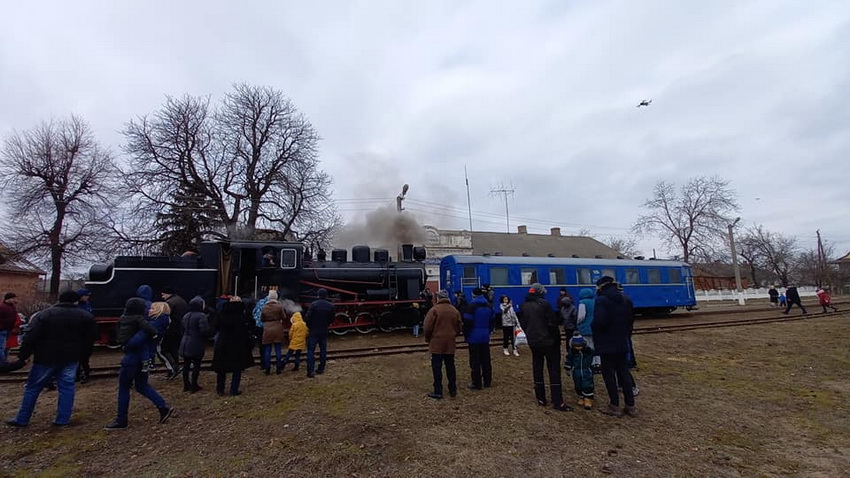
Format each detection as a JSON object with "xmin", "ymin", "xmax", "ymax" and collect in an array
[
  {"xmin": 513, "ymin": 347, "xmax": 520, "ymax": 357},
  {"xmin": 503, "ymin": 348, "xmax": 509, "ymax": 356},
  {"xmin": 601, "ymin": 404, "xmax": 623, "ymax": 417}
]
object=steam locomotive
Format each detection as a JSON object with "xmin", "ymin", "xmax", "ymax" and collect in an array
[{"xmin": 84, "ymin": 240, "xmax": 429, "ymax": 343}]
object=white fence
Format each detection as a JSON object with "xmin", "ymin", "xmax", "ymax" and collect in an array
[{"xmin": 696, "ymin": 286, "xmax": 818, "ymax": 302}]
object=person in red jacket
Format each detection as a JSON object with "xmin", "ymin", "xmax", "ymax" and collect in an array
[
  {"xmin": 815, "ymin": 288, "xmax": 838, "ymax": 313},
  {"xmin": 0, "ymin": 292, "xmax": 20, "ymax": 364}
]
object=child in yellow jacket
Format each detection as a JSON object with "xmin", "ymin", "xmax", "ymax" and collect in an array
[{"xmin": 281, "ymin": 312, "xmax": 307, "ymax": 371}]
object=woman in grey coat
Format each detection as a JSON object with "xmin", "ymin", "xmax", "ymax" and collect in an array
[{"xmin": 179, "ymin": 296, "xmax": 210, "ymax": 393}]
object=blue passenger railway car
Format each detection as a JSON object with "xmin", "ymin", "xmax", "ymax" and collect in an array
[{"xmin": 440, "ymin": 255, "xmax": 696, "ymax": 315}]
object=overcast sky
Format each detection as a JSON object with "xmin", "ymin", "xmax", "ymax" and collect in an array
[{"xmin": 2, "ymin": 0, "xmax": 849, "ymax": 258}]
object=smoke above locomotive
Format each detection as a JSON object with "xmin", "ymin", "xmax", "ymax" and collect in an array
[{"xmin": 334, "ymin": 205, "xmax": 426, "ymax": 253}]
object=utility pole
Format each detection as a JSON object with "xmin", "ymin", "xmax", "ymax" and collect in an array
[
  {"xmin": 727, "ymin": 217, "xmax": 745, "ymax": 305},
  {"xmin": 490, "ymin": 183, "xmax": 515, "ymax": 233},
  {"xmin": 816, "ymin": 230, "xmax": 831, "ymax": 289},
  {"xmin": 464, "ymin": 165, "xmax": 473, "ymax": 230}
]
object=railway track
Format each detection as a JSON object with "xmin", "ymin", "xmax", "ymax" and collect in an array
[{"xmin": 2, "ymin": 309, "xmax": 845, "ymax": 384}]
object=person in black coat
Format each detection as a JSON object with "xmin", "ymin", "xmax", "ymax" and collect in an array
[
  {"xmin": 304, "ymin": 288, "xmax": 334, "ymax": 378},
  {"xmin": 518, "ymin": 283, "xmax": 572, "ymax": 412},
  {"xmin": 782, "ymin": 285, "xmax": 808, "ymax": 315},
  {"xmin": 591, "ymin": 276, "xmax": 636, "ymax": 417},
  {"xmin": 6, "ymin": 291, "xmax": 97, "ymax": 427},
  {"xmin": 212, "ymin": 297, "xmax": 254, "ymax": 396},
  {"xmin": 160, "ymin": 287, "xmax": 188, "ymax": 379}
]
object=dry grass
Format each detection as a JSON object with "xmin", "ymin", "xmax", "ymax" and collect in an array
[{"xmin": 2, "ymin": 315, "xmax": 850, "ymax": 477}]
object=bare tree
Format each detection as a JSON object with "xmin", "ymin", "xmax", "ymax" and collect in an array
[
  {"xmin": 748, "ymin": 225, "xmax": 798, "ymax": 286},
  {"xmin": 604, "ymin": 236, "xmax": 641, "ymax": 258},
  {"xmin": 122, "ymin": 84, "xmax": 340, "ymax": 249},
  {"xmin": 736, "ymin": 230, "xmax": 765, "ymax": 287},
  {"xmin": 0, "ymin": 116, "xmax": 118, "ymax": 297},
  {"xmin": 632, "ymin": 176, "xmax": 739, "ymax": 263}
]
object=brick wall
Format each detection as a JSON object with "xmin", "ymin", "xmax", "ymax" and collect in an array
[{"xmin": 0, "ymin": 272, "xmax": 42, "ymax": 315}]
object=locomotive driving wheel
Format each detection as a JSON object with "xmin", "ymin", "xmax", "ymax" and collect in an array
[
  {"xmin": 378, "ymin": 311, "xmax": 396, "ymax": 332},
  {"xmin": 330, "ymin": 313, "xmax": 353, "ymax": 335},
  {"xmin": 354, "ymin": 312, "xmax": 376, "ymax": 334}
]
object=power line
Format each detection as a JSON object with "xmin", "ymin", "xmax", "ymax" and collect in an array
[{"xmin": 489, "ymin": 182, "xmax": 515, "ymax": 233}]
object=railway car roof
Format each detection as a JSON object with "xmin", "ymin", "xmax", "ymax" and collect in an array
[{"xmin": 443, "ymin": 255, "xmax": 689, "ymax": 267}]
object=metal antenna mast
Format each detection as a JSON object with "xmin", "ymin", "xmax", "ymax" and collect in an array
[
  {"xmin": 490, "ymin": 182, "xmax": 515, "ymax": 233},
  {"xmin": 464, "ymin": 165, "xmax": 473, "ymax": 230}
]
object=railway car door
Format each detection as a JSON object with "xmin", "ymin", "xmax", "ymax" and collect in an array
[{"xmin": 685, "ymin": 268, "xmax": 695, "ymax": 300}]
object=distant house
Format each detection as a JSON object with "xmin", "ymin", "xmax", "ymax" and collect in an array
[
  {"xmin": 832, "ymin": 252, "xmax": 850, "ymax": 275},
  {"xmin": 691, "ymin": 262, "xmax": 751, "ymax": 290},
  {"xmin": 422, "ymin": 225, "xmax": 622, "ymax": 289},
  {"xmin": 0, "ymin": 243, "xmax": 47, "ymax": 312}
]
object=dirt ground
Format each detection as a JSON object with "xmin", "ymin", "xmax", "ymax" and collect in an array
[{"xmin": 1, "ymin": 314, "xmax": 849, "ymax": 477}]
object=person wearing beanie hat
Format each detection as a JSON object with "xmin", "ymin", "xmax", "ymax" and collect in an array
[
  {"xmin": 423, "ymin": 288, "xmax": 463, "ymax": 399},
  {"xmin": 260, "ymin": 291, "xmax": 286, "ymax": 375},
  {"xmin": 5, "ymin": 289, "xmax": 97, "ymax": 427},
  {"xmin": 518, "ymin": 283, "xmax": 572, "ymax": 411},
  {"xmin": 104, "ymin": 298, "xmax": 175, "ymax": 430},
  {"xmin": 0, "ymin": 292, "xmax": 21, "ymax": 364},
  {"xmin": 592, "ymin": 274, "xmax": 637, "ymax": 417},
  {"xmin": 463, "ymin": 285, "xmax": 495, "ymax": 390},
  {"xmin": 565, "ymin": 332, "xmax": 595, "ymax": 410},
  {"xmin": 305, "ymin": 288, "xmax": 335, "ymax": 377}
]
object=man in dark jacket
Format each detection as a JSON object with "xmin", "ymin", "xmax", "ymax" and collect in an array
[
  {"xmin": 591, "ymin": 276, "xmax": 636, "ymax": 417},
  {"xmin": 6, "ymin": 291, "xmax": 97, "ymax": 427},
  {"xmin": 75, "ymin": 289, "xmax": 95, "ymax": 383},
  {"xmin": 463, "ymin": 288, "xmax": 494, "ymax": 390},
  {"xmin": 0, "ymin": 292, "xmax": 19, "ymax": 364},
  {"xmin": 782, "ymin": 285, "xmax": 807, "ymax": 315},
  {"xmin": 305, "ymin": 288, "xmax": 334, "ymax": 378},
  {"xmin": 161, "ymin": 287, "xmax": 188, "ymax": 379},
  {"xmin": 518, "ymin": 283, "xmax": 572, "ymax": 411}
]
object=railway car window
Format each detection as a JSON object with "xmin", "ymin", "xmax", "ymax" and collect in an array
[
  {"xmin": 490, "ymin": 267, "xmax": 509, "ymax": 285},
  {"xmin": 577, "ymin": 268, "xmax": 592, "ymax": 285},
  {"xmin": 462, "ymin": 266, "xmax": 478, "ymax": 287},
  {"xmin": 669, "ymin": 269, "xmax": 682, "ymax": 283},
  {"xmin": 625, "ymin": 269, "xmax": 640, "ymax": 284},
  {"xmin": 549, "ymin": 268, "xmax": 565, "ymax": 285},
  {"xmin": 648, "ymin": 269, "xmax": 662, "ymax": 284},
  {"xmin": 280, "ymin": 249, "xmax": 297, "ymax": 269},
  {"xmin": 601, "ymin": 268, "xmax": 615, "ymax": 280},
  {"xmin": 520, "ymin": 268, "xmax": 537, "ymax": 285}
]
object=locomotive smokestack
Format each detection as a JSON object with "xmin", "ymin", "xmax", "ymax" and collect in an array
[{"xmin": 401, "ymin": 244, "xmax": 414, "ymax": 262}]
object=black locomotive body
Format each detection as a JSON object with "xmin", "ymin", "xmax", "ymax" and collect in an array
[{"xmin": 84, "ymin": 240, "xmax": 428, "ymax": 343}]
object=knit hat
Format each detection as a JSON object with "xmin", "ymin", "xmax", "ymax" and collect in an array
[
  {"xmin": 569, "ymin": 332, "xmax": 587, "ymax": 348},
  {"xmin": 595, "ymin": 276, "xmax": 615, "ymax": 288},
  {"xmin": 317, "ymin": 288, "xmax": 328, "ymax": 299},
  {"xmin": 472, "ymin": 287, "xmax": 483, "ymax": 297},
  {"xmin": 528, "ymin": 283, "xmax": 546, "ymax": 295},
  {"xmin": 59, "ymin": 291, "xmax": 79, "ymax": 303},
  {"xmin": 437, "ymin": 290, "xmax": 449, "ymax": 299},
  {"xmin": 77, "ymin": 288, "xmax": 91, "ymax": 297},
  {"xmin": 3, "ymin": 292, "xmax": 16, "ymax": 301}
]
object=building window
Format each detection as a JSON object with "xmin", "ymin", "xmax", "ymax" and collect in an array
[
  {"xmin": 669, "ymin": 269, "xmax": 682, "ymax": 283},
  {"xmin": 490, "ymin": 267, "xmax": 509, "ymax": 286},
  {"xmin": 577, "ymin": 268, "xmax": 592, "ymax": 285},
  {"xmin": 648, "ymin": 269, "xmax": 662, "ymax": 284},
  {"xmin": 549, "ymin": 268, "xmax": 565, "ymax": 285},
  {"xmin": 521, "ymin": 268, "xmax": 538, "ymax": 285},
  {"xmin": 625, "ymin": 269, "xmax": 640, "ymax": 284}
]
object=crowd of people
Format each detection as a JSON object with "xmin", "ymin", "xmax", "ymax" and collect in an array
[
  {"xmin": 1, "ymin": 285, "xmax": 336, "ymax": 429},
  {"xmin": 3, "ymin": 278, "xmax": 838, "ymax": 428},
  {"xmin": 426, "ymin": 277, "xmax": 639, "ymax": 416}
]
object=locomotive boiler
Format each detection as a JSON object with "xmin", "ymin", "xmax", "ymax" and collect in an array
[{"xmin": 84, "ymin": 240, "xmax": 429, "ymax": 343}]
